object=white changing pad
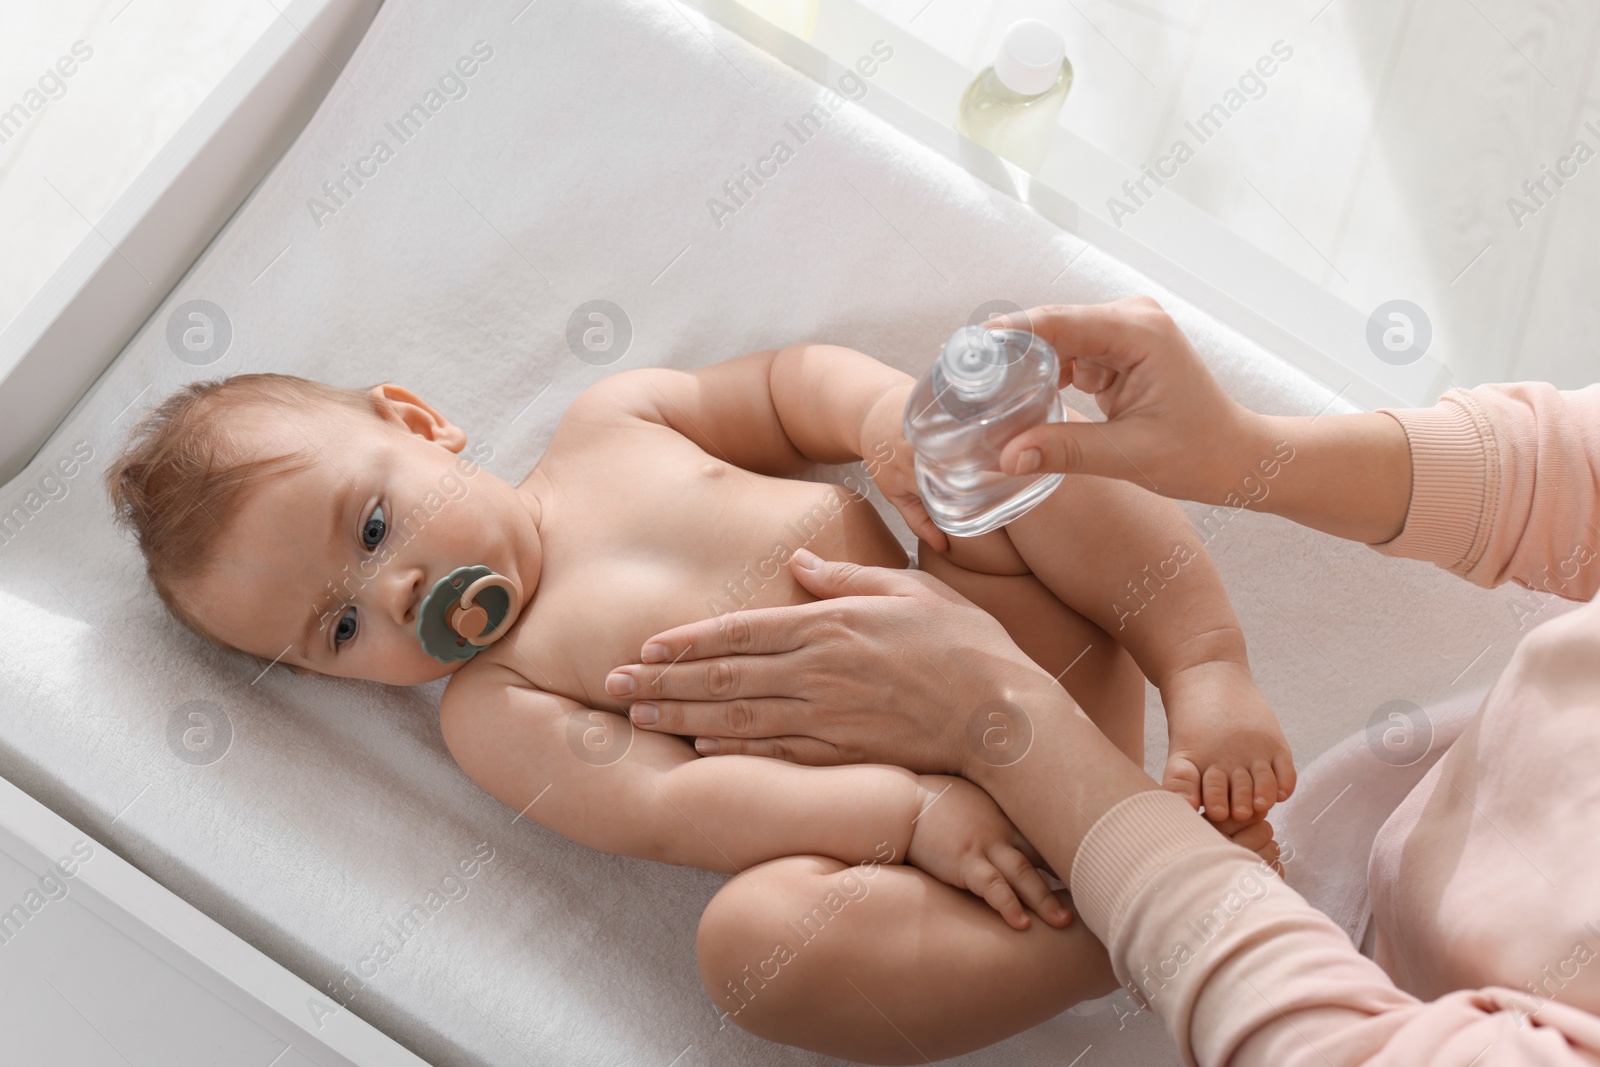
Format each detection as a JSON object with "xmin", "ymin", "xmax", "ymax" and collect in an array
[{"xmin": 0, "ymin": 1, "xmax": 1575, "ymax": 1064}]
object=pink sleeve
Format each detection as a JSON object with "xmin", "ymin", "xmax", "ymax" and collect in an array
[
  {"xmin": 1069, "ymin": 790, "xmax": 1600, "ymax": 1066},
  {"xmin": 1372, "ymin": 382, "xmax": 1600, "ymax": 599}
]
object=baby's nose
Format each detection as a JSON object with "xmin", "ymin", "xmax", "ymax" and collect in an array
[{"xmin": 386, "ymin": 568, "xmax": 425, "ymax": 627}]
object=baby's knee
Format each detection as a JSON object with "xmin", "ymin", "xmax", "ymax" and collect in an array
[{"xmin": 696, "ymin": 856, "xmax": 846, "ymax": 1038}]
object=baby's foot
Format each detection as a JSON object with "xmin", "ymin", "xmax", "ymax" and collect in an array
[
  {"xmin": 1161, "ymin": 662, "xmax": 1297, "ymax": 822},
  {"xmin": 1210, "ymin": 816, "xmax": 1283, "ymax": 875}
]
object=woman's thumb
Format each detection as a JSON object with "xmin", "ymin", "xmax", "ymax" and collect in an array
[
  {"xmin": 788, "ymin": 549, "xmax": 925, "ymax": 598},
  {"xmin": 999, "ymin": 422, "xmax": 1114, "ymax": 477}
]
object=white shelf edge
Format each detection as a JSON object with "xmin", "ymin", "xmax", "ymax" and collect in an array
[{"xmin": 0, "ymin": 771, "xmax": 433, "ymax": 1065}]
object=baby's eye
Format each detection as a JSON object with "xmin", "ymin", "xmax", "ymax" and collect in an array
[
  {"xmin": 362, "ymin": 504, "xmax": 387, "ymax": 550},
  {"xmin": 334, "ymin": 606, "xmax": 358, "ymax": 648}
]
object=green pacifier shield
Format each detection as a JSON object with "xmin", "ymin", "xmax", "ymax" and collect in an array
[{"xmin": 417, "ymin": 565, "xmax": 511, "ymax": 664}]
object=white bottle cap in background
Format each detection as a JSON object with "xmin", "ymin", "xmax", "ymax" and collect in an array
[{"xmin": 993, "ymin": 19, "xmax": 1065, "ymax": 97}]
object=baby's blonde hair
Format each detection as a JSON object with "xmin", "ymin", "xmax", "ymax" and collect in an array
[{"xmin": 103, "ymin": 373, "xmax": 388, "ymax": 655}]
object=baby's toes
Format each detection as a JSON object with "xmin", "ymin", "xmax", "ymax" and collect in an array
[
  {"xmin": 1273, "ymin": 751, "xmax": 1298, "ymax": 801},
  {"xmin": 1229, "ymin": 767, "xmax": 1255, "ymax": 821},
  {"xmin": 1202, "ymin": 764, "xmax": 1232, "ymax": 821},
  {"xmin": 1251, "ymin": 759, "xmax": 1279, "ymax": 815},
  {"xmin": 1162, "ymin": 756, "xmax": 1203, "ymax": 811},
  {"xmin": 1227, "ymin": 819, "xmax": 1282, "ymax": 871}
]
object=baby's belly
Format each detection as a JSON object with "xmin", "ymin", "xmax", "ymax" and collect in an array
[
  {"xmin": 704, "ymin": 479, "xmax": 909, "ymax": 614},
  {"xmin": 494, "ymin": 476, "xmax": 909, "ymax": 712}
]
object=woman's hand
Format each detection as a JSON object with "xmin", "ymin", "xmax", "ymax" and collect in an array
[
  {"xmin": 608, "ymin": 549, "xmax": 1163, "ymax": 885},
  {"xmin": 907, "ymin": 774, "xmax": 1072, "ymax": 931},
  {"xmin": 991, "ymin": 294, "xmax": 1415, "ymax": 545},
  {"xmin": 988, "ymin": 295, "xmax": 1270, "ymax": 503},
  {"xmin": 603, "ymin": 550, "xmax": 1062, "ymax": 774},
  {"xmin": 857, "ymin": 383, "xmax": 950, "ymax": 554}
]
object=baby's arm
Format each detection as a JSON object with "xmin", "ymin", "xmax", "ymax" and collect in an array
[{"xmin": 439, "ymin": 667, "xmax": 1064, "ymax": 928}]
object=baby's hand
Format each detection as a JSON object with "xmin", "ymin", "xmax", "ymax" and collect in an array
[
  {"xmin": 1162, "ymin": 661, "xmax": 1298, "ymax": 823},
  {"xmin": 905, "ymin": 774, "xmax": 1071, "ymax": 931},
  {"xmin": 858, "ymin": 384, "xmax": 951, "ymax": 554}
]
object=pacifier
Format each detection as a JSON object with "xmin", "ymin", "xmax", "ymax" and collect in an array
[{"xmin": 416, "ymin": 565, "xmax": 523, "ymax": 664}]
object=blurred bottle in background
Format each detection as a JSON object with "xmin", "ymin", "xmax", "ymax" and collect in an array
[
  {"xmin": 734, "ymin": 0, "xmax": 820, "ymax": 39},
  {"xmin": 956, "ymin": 19, "xmax": 1072, "ymax": 173}
]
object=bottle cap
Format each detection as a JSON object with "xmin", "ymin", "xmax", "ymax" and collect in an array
[
  {"xmin": 940, "ymin": 326, "xmax": 1019, "ymax": 401},
  {"xmin": 993, "ymin": 19, "xmax": 1065, "ymax": 98}
]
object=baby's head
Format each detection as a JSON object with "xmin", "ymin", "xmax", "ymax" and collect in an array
[{"xmin": 104, "ymin": 374, "xmax": 542, "ymax": 686}]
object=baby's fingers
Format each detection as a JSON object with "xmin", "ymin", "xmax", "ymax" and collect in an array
[
  {"xmin": 992, "ymin": 848, "xmax": 1074, "ymax": 930},
  {"xmin": 1010, "ymin": 831, "xmax": 1056, "ymax": 879},
  {"xmin": 964, "ymin": 858, "xmax": 1030, "ymax": 931},
  {"xmin": 901, "ymin": 497, "xmax": 950, "ymax": 555}
]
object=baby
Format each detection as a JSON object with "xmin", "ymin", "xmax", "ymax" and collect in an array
[{"xmin": 105, "ymin": 341, "xmax": 1294, "ymax": 1059}]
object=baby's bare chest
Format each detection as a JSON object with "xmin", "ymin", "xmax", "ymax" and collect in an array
[{"xmin": 497, "ymin": 440, "xmax": 908, "ymax": 710}]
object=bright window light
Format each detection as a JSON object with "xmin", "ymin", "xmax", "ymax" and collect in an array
[{"xmin": 0, "ymin": 2, "xmax": 277, "ymax": 332}]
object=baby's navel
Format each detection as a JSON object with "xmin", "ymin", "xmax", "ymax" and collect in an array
[{"xmin": 701, "ymin": 462, "xmax": 725, "ymax": 478}]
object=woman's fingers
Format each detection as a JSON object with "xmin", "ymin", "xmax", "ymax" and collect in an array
[
  {"xmin": 615, "ymin": 552, "xmax": 937, "ymax": 679},
  {"xmin": 626, "ymin": 693, "xmax": 815, "ymax": 739},
  {"xmin": 988, "ymin": 296, "xmax": 1166, "ymax": 383},
  {"xmin": 610, "ymin": 653, "xmax": 773, "ymax": 704},
  {"xmin": 1070, "ymin": 357, "xmax": 1117, "ymax": 395},
  {"xmin": 602, "ymin": 548, "xmax": 1044, "ymax": 776},
  {"xmin": 624, "ymin": 599, "xmax": 822, "ymax": 667}
]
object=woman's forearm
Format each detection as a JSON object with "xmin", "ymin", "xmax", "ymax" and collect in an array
[
  {"xmin": 963, "ymin": 677, "xmax": 1159, "ymax": 875},
  {"xmin": 1231, "ymin": 412, "xmax": 1413, "ymax": 545}
]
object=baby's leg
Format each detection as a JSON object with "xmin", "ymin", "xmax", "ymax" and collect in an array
[
  {"xmin": 697, "ymin": 854, "xmax": 1118, "ymax": 1063},
  {"xmin": 916, "ymin": 536, "xmax": 1145, "ymax": 763}
]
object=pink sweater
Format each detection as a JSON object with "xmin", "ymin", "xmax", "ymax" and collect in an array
[{"xmin": 1069, "ymin": 382, "xmax": 1600, "ymax": 1065}]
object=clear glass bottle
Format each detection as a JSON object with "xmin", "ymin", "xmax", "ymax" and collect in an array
[
  {"xmin": 903, "ymin": 325, "xmax": 1065, "ymax": 538},
  {"xmin": 955, "ymin": 19, "xmax": 1073, "ymax": 173}
]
